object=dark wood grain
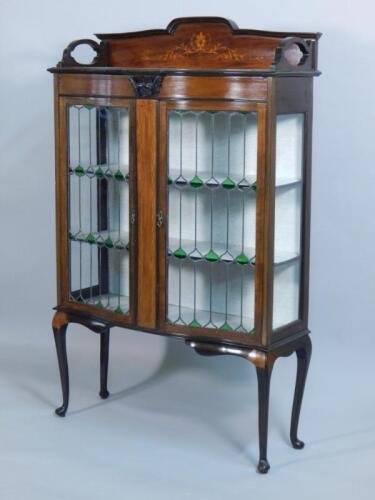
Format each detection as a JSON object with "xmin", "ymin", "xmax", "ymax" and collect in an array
[
  {"xmin": 55, "ymin": 303, "xmax": 310, "ymax": 351},
  {"xmin": 50, "ymin": 18, "xmax": 320, "ymax": 77},
  {"xmin": 52, "ymin": 311, "xmax": 69, "ymax": 416},
  {"xmin": 96, "ymin": 17, "xmax": 321, "ymax": 40},
  {"xmin": 50, "ymin": 18, "xmax": 320, "ymax": 472},
  {"xmin": 157, "ymin": 101, "xmax": 168, "ymax": 331},
  {"xmin": 53, "ymin": 75, "xmax": 63, "ymax": 305},
  {"xmin": 53, "ymin": 74, "xmax": 316, "ymax": 348},
  {"xmin": 270, "ymin": 77, "xmax": 313, "ymax": 343},
  {"xmin": 259, "ymin": 78, "xmax": 276, "ymax": 345},
  {"xmin": 188, "ymin": 332, "xmax": 312, "ymax": 472},
  {"xmin": 56, "ymin": 96, "xmax": 136, "ymax": 325},
  {"xmin": 254, "ymin": 99, "xmax": 270, "ymax": 346},
  {"xmin": 58, "ymin": 74, "xmax": 135, "ymax": 97},
  {"xmin": 256, "ymin": 365, "xmax": 272, "ymax": 473},
  {"xmin": 158, "ymin": 98, "xmax": 262, "ymax": 346},
  {"xmin": 56, "ymin": 92, "xmax": 69, "ymax": 304},
  {"xmin": 160, "ymin": 76, "xmax": 267, "ymax": 100},
  {"xmin": 52, "ymin": 310, "xmax": 114, "ymax": 416},
  {"xmin": 136, "ymin": 99, "xmax": 158, "ymax": 329},
  {"xmin": 290, "ymin": 335, "xmax": 312, "ymax": 449},
  {"xmin": 93, "ymin": 18, "xmax": 319, "ymax": 72},
  {"xmin": 99, "ymin": 329, "xmax": 110, "ymax": 399}
]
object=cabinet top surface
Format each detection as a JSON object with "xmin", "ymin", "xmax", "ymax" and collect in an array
[{"xmin": 48, "ymin": 17, "xmax": 321, "ymax": 77}]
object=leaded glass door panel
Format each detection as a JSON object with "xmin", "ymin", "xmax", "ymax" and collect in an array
[
  {"xmin": 62, "ymin": 98, "xmax": 135, "ymax": 322},
  {"xmin": 160, "ymin": 101, "xmax": 262, "ymax": 340}
]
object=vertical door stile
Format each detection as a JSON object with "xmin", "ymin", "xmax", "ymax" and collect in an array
[
  {"xmin": 57, "ymin": 94, "xmax": 69, "ymax": 305},
  {"xmin": 136, "ymin": 100, "xmax": 158, "ymax": 329},
  {"xmin": 258, "ymin": 85, "xmax": 276, "ymax": 345},
  {"xmin": 158, "ymin": 102, "xmax": 168, "ymax": 329}
]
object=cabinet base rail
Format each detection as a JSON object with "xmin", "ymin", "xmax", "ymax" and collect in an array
[{"xmin": 52, "ymin": 310, "xmax": 311, "ymax": 474}]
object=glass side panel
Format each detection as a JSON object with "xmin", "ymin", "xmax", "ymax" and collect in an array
[
  {"xmin": 167, "ymin": 110, "xmax": 257, "ymax": 333},
  {"xmin": 67, "ymin": 105, "xmax": 130, "ymax": 315},
  {"xmin": 273, "ymin": 114, "xmax": 304, "ymax": 329}
]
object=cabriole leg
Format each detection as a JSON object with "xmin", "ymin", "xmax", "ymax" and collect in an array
[
  {"xmin": 187, "ymin": 338, "xmax": 311, "ymax": 473},
  {"xmin": 99, "ymin": 329, "xmax": 110, "ymax": 399},
  {"xmin": 52, "ymin": 311, "xmax": 70, "ymax": 417},
  {"xmin": 290, "ymin": 336, "xmax": 312, "ymax": 449},
  {"xmin": 256, "ymin": 364, "xmax": 273, "ymax": 474}
]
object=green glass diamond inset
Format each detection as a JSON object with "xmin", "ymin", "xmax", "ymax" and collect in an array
[
  {"xmin": 168, "ymin": 176, "xmax": 173, "ymax": 185},
  {"xmin": 251, "ymin": 181, "xmax": 257, "ymax": 192},
  {"xmin": 190, "ymin": 175, "xmax": 203, "ymax": 188},
  {"xmin": 74, "ymin": 165, "xmax": 85, "ymax": 177},
  {"xmin": 222, "ymin": 177, "xmax": 236, "ymax": 190},
  {"xmin": 220, "ymin": 322, "xmax": 233, "ymax": 332},
  {"xmin": 189, "ymin": 319, "xmax": 201, "ymax": 328},
  {"xmin": 104, "ymin": 238, "xmax": 114, "ymax": 248},
  {"xmin": 114, "ymin": 170, "xmax": 125, "ymax": 182},
  {"xmin": 68, "ymin": 232, "xmax": 75, "ymax": 241},
  {"xmin": 114, "ymin": 306, "xmax": 124, "ymax": 314},
  {"xmin": 95, "ymin": 167, "xmax": 104, "ymax": 179},
  {"xmin": 236, "ymin": 253, "xmax": 250, "ymax": 265},
  {"xmin": 173, "ymin": 247, "xmax": 187, "ymax": 259},
  {"xmin": 205, "ymin": 249, "xmax": 219, "ymax": 262},
  {"xmin": 249, "ymin": 328, "xmax": 256, "ymax": 335},
  {"xmin": 86, "ymin": 233, "xmax": 96, "ymax": 244}
]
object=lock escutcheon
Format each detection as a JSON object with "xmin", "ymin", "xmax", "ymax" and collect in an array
[{"xmin": 156, "ymin": 210, "xmax": 163, "ymax": 228}]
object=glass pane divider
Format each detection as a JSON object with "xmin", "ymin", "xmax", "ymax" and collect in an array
[{"xmin": 167, "ymin": 108, "xmax": 258, "ymax": 334}]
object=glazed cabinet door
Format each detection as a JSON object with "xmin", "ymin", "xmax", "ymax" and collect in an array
[
  {"xmin": 56, "ymin": 97, "xmax": 136, "ymax": 324},
  {"xmin": 159, "ymin": 100, "xmax": 266, "ymax": 345}
]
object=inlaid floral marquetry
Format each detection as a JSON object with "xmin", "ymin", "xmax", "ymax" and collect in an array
[{"xmin": 163, "ymin": 32, "xmax": 245, "ymax": 62}]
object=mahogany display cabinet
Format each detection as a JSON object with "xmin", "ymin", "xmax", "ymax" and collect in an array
[{"xmin": 49, "ymin": 17, "xmax": 321, "ymax": 473}]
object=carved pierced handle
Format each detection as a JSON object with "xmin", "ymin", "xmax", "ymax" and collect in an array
[
  {"xmin": 274, "ymin": 37, "xmax": 312, "ymax": 71},
  {"xmin": 57, "ymin": 38, "xmax": 107, "ymax": 68}
]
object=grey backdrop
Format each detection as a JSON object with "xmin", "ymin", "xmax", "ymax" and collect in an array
[{"xmin": 1, "ymin": 1, "xmax": 375, "ymax": 499}]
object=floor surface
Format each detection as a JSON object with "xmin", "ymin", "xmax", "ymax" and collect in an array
[{"xmin": 0, "ymin": 315, "xmax": 374, "ymax": 499}]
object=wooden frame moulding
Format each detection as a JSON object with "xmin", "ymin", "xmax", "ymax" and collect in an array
[
  {"xmin": 158, "ymin": 98, "xmax": 269, "ymax": 347},
  {"xmin": 55, "ymin": 95, "xmax": 137, "ymax": 326}
]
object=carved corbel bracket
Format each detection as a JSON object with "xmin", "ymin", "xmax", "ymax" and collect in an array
[{"xmin": 128, "ymin": 74, "xmax": 164, "ymax": 98}]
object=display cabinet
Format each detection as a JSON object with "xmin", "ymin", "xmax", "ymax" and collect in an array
[{"xmin": 49, "ymin": 17, "xmax": 321, "ymax": 473}]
